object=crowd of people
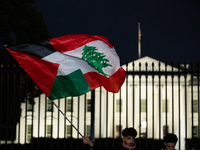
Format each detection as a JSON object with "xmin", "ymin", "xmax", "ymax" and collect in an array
[{"xmin": 82, "ymin": 127, "xmax": 179, "ymax": 150}]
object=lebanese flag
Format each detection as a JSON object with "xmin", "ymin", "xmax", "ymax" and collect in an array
[{"xmin": 6, "ymin": 34, "xmax": 126, "ymax": 100}]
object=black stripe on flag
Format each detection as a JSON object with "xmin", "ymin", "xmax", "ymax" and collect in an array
[{"xmin": 8, "ymin": 41, "xmax": 56, "ymax": 58}]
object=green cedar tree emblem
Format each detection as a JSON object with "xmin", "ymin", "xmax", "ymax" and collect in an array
[{"xmin": 82, "ymin": 45, "xmax": 112, "ymax": 76}]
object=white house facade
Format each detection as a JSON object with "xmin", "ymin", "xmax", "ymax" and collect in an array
[{"xmin": 11, "ymin": 56, "xmax": 199, "ymax": 150}]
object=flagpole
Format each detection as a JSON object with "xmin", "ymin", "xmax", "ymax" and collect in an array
[
  {"xmin": 90, "ymin": 90, "xmax": 95, "ymax": 142},
  {"xmin": 138, "ymin": 22, "xmax": 141, "ymax": 59},
  {"xmin": 51, "ymin": 100, "xmax": 83, "ymax": 137}
]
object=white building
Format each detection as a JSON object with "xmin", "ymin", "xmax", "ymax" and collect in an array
[{"xmin": 13, "ymin": 56, "xmax": 199, "ymax": 150}]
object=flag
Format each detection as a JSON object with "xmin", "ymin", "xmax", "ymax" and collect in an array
[
  {"xmin": 6, "ymin": 34, "xmax": 126, "ymax": 100},
  {"xmin": 138, "ymin": 22, "xmax": 142, "ymax": 58}
]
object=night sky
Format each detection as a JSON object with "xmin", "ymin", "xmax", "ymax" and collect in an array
[{"xmin": 34, "ymin": 0, "xmax": 200, "ymax": 65}]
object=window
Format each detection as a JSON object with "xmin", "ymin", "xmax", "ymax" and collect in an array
[
  {"xmin": 27, "ymin": 125, "xmax": 32, "ymax": 141},
  {"xmin": 163, "ymin": 125, "xmax": 168, "ymax": 136},
  {"xmin": 116, "ymin": 99, "xmax": 122, "ymax": 112},
  {"xmin": 115, "ymin": 125, "xmax": 122, "ymax": 138},
  {"xmin": 87, "ymin": 99, "xmax": 91, "ymax": 112},
  {"xmin": 66, "ymin": 125, "xmax": 71, "ymax": 137},
  {"xmin": 193, "ymin": 100, "xmax": 198, "ymax": 113},
  {"xmin": 47, "ymin": 100, "xmax": 53, "ymax": 112},
  {"xmin": 27, "ymin": 99, "xmax": 33, "ymax": 111},
  {"xmin": 140, "ymin": 121, "xmax": 147, "ymax": 138},
  {"xmin": 162, "ymin": 99, "xmax": 169, "ymax": 113},
  {"xmin": 26, "ymin": 93, "xmax": 33, "ymax": 111},
  {"xmin": 141, "ymin": 99, "xmax": 146, "ymax": 112},
  {"xmin": 46, "ymin": 125, "xmax": 52, "ymax": 138},
  {"xmin": 86, "ymin": 125, "xmax": 91, "ymax": 137},
  {"xmin": 193, "ymin": 126, "xmax": 198, "ymax": 138},
  {"xmin": 67, "ymin": 99, "xmax": 73, "ymax": 112}
]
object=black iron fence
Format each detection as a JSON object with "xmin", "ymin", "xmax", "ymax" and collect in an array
[{"xmin": 0, "ymin": 61, "xmax": 200, "ymax": 150}]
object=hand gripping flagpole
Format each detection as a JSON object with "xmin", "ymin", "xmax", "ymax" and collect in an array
[{"xmin": 51, "ymin": 100, "xmax": 83, "ymax": 137}]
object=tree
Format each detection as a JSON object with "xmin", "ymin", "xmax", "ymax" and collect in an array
[
  {"xmin": 0, "ymin": 0, "xmax": 51, "ymax": 63},
  {"xmin": 82, "ymin": 45, "xmax": 112, "ymax": 76},
  {"xmin": 0, "ymin": 0, "xmax": 51, "ymax": 140}
]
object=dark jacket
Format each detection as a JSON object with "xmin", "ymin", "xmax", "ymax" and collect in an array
[{"xmin": 91, "ymin": 143, "xmax": 139, "ymax": 150}]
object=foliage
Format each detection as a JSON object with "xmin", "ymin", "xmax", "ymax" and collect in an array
[
  {"xmin": 0, "ymin": 0, "xmax": 51, "ymax": 46},
  {"xmin": 0, "ymin": 0, "xmax": 50, "ymax": 139},
  {"xmin": 0, "ymin": 0, "xmax": 52, "ymax": 64}
]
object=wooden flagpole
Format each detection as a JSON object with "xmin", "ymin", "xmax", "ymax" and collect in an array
[{"xmin": 51, "ymin": 100, "xmax": 83, "ymax": 137}]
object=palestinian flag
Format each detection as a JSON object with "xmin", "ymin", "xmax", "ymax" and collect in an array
[{"xmin": 6, "ymin": 34, "xmax": 126, "ymax": 100}]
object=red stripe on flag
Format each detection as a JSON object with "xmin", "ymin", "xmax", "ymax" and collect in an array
[
  {"xmin": 49, "ymin": 34, "xmax": 113, "ymax": 53},
  {"xmin": 7, "ymin": 48, "xmax": 59, "ymax": 97},
  {"xmin": 84, "ymin": 67, "xmax": 126, "ymax": 93}
]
